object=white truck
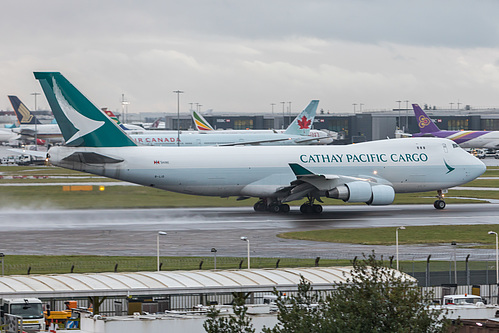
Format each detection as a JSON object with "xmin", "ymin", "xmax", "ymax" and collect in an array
[{"xmin": 0, "ymin": 298, "xmax": 45, "ymax": 332}]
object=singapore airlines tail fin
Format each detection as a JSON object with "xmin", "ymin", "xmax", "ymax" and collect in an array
[
  {"xmin": 34, "ymin": 72, "xmax": 137, "ymax": 147},
  {"xmin": 413, "ymin": 104, "xmax": 442, "ymax": 134},
  {"xmin": 192, "ymin": 110, "xmax": 215, "ymax": 131},
  {"xmin": 284, "ymin": 100, "xmax": 319, "ymax": 136},
  {"xmin": 8, "ymin": 95, "xmax": 42, "ymax": 125}
]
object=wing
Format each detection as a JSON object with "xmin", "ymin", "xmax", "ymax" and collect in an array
[{"xmin": 278, "ymin": 163, "xmax": 395, "ymax": 206}]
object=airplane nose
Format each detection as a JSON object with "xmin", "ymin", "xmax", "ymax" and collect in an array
[{"xmin": 470, "ymin": 156, "xmax": 486, "ymax": 179}]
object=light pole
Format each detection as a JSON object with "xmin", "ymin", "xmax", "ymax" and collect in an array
[
  {"xmin": 281, "ymin": 102, "xmax": 285, "ymax": 128},
  {"xmin": 396, "ymin": 100, "xmax": 402, "ymax": 130},
  {"xmin": 451, "ymin": 241, "xmax": 457, "ymax": 284},
  {"xmin": 352, "ymin": 103, "xmax": 357, "ymax": 114},
  {"xmin": 31, "ymin": 92, "xmax": 40, "ymax": 150},
  {"xmin": 157, "ymin": 231, "xmax": 167, "ymax": 271},
  {"xmin": 211, "ymin": 248, "xmax": 217, "ymax": 270},
  {"xmin": 0, "ymin": 253, "xmax": 4, "ymax": 276},
  {"xmin": 404, "ymin": 100, "xmax": 409, "ymax": 131},
  {"xmin": 173, "ymin": 90, "xmax": 184, "ymax": 146},
  {"xmin": 396, "ymin": 226, "xmax": 405, "ymax": 270},
  {"xmin": 489, "ymin": 231, "xmax": 499, "ymax": 285},
  {"xmin": 240, "ymin": 237, "xmax": 250, "ymax": 269},
  {"xmin": 271, "ymin": 103, "xmax": 275, "ymax": 114}
]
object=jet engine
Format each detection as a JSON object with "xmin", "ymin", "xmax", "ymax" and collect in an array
[{"xmin": 325, "ymin": 181, "xmax": 394, "ymax": 205}]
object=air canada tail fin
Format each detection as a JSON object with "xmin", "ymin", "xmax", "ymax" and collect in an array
[
  {"xmin": 284, "ymin": 100, "xmax": 319, "ymax": 136},
  {"xmin": 8, "ymin": 95, "xmax": 42, "ymax": 125},
  {"xmin": 412, "ymin": 104, "xmax": 441, "ymax": 134},
  {"xmin": 191, "ymin": 109, "xmax": 215, "ymax": 131},
  {"xmin": 34, "ymin": 72, "xmax": 137, "ymax": 147}
]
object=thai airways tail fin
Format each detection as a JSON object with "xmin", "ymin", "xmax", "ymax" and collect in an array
[
  {"xmin": 192, "ymin": 109, "xmax": 215, "ymax": 131},
  {"xmin": 412, "ymin": 104, "xmax": 441, "ymax": 134},
  {"xmin": 34, "ymin": 72, "xmax": 137, "ymax": 147},
  {"xmin": 284, "ymin": 100, "xmax": 319, "ymax": 136},
  {"xmin": 8, "ymin": 95, "xmax": 42, "ymax": 125}
]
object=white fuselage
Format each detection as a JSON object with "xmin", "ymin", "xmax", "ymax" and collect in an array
[
  {"xmin": 128, "ymin": 129, "xmax": 331, "ymax": 146},
  {"xmin": 48, "ymin": 138, "xmax": 485, "ymax": 200}
]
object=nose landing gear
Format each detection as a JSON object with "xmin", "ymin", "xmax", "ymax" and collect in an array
[{"xmin": 433, "ymin": 189, "xmax": 446, "ymax": 210}]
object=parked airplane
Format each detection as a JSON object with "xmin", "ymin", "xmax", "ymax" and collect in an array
[
  {"xmin": 0, "ymin": 128, "xmax": 18, "ymax": 144},
  {"xmin": 191, "ymin": 109, "xmax": 335, "ymax": 144},
  {"xmin": 129, "ymin": 100, "xmax": 329, "ymax": 146},
  {"xmin": 412, "ymin": 104, "xmax": 499, "ymax": 149},
  {"xmin": 36, "ymin": 72, "xmax": 485, "ymax": 213},
  {"xmin": 8, "ymin": 95, "xmax": 63, "ymax": 143}
]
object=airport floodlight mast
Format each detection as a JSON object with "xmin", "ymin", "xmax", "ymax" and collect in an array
[
  {"xmin": 211, "ymin": 248, "xmax": 217, "ymax": 270},
  {"xmin": 396, "ymin": 100, "xmax": 402, "ymax": 130},
  {"xmin": 352, "ymin": 103, "xmax": 357, "ymax": 114},
  {"xmin": 31, "ymin": 92, "xmax": 40, "ymax": 150},
  {"xmin": 173, "ymin": 90, "xmax": 184, "ymax": 146},
  {"xmin": 489, "ymin": 231, "xmax": 499, "ymax": 285},
  {"xmin": 396, "ymin": 226, "xmax": 405, "ymax": 271},
  {"xmin": 157, "ymin": 231, "xmax": 167, "ymax": 271},
  {"xmin": 404, "ymin": 100, "xmax": 409, "ymax": 131},
  {"xmin": 240, "ymin": 236, "xmax": 250, "ymax": 269},
  {"xmin": 281, "ymin": 102, "xmax": 285, "ymax": 128},
  {"xmin": 451, "ymin": 241, "xmax": 457, "ymax": 284}
]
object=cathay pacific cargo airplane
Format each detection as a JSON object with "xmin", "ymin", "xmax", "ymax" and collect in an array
[
  {"xmin": 36, "ymin": 72, "xmax": 485, "ymax": 213},
  {"xmin": 412, "ymin": 104, "xmax": 499, "ymax": 149}
]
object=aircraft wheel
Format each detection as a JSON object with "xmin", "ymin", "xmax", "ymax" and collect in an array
[
  {"xmin": 253, "ymin": 202, "xmax": 266, "ymax": 212},
  {"xmin": 279, "ymin": 204, "xmax": 290, "ymax": 213},
  {"xmin": 434, "ymin": 200, "xmax": 446, "ymax": 210},
  {"xmin": 270, "ymin": 204, "xmax": 281, "ymax": 213},
  {"xmin": 300, "ymin": 203, "xmax": 310, "ymax": 214},
  {"xmin": 312, "ymin": 204, "xmax": 323, "ymax": 214}
]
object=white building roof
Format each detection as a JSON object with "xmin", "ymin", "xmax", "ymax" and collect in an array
[{"xmin": 0, "ymin": 266, "xmax": 415, "ymax": 298}]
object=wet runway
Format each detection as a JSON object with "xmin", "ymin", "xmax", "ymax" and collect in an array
[{"xmin": 1, "ymin": 203, "xmax": 498, "ymax": 261}]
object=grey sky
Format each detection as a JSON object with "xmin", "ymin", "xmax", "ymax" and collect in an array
[{"xmin": 2, "ymin": 0, "xmax": 499, "ymax": 115}]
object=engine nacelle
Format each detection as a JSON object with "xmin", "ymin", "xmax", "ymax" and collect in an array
[
  {"xmin": 326, "ymin": 181, "xmax": 372, "ymax": 203},
  {"xmin": 366, "ymin": 185, "xmax": 395, "ymax": 205},
  {"xmin": 326, "ymin": 182, "xmax": 395, "ymax": 205}
]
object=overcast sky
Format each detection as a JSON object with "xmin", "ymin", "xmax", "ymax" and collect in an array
[{"xmin": 2, "ymin": 0, "xmax": 499, "ymax": 116}]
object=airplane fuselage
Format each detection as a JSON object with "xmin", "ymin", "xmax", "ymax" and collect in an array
[
  {"xmin": 413, "ymin": 130, "xmax": 499, "ymax": 149},
  {"xmin": 48, "ymin": 138, "xmax": 485, "ymax": 200}
]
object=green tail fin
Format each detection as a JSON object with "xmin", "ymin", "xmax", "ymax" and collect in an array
[{"xmin": 34, "ymin": 72, "xmax": 137, "ymax": 147}]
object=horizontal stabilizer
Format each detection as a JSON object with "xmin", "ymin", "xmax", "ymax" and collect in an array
[{"xmin": 62, "ymin": 152, "xmax": 124, "ymax": 164}]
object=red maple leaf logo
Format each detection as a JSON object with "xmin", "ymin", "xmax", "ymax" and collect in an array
[{"xmin": 297, "ymin": 116, "xmax": 311, "ymax": 129}]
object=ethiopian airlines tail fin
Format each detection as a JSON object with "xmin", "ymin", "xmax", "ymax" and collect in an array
[
  {"xmin": 284, "ymin": 100, "xmax": 319, "ymax": 136},
  {"xmin": 8, "ymin": 95, "xmax": 42, "ymax": 125},
  {"xmin": 191, "ymin": 109, "xmax": 215, "ymax": 131},
  {"xmin": 34, "ymin": 72, "xmax": 137, "ymax": 147},
  {"xmin": 412, "ymin": 104, "xmax": 441, "ymax": 134}
]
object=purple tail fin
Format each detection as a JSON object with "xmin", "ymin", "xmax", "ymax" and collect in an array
[{"xmin": 412, "ymin": 104, "xmax": 441, "ymax": 133}]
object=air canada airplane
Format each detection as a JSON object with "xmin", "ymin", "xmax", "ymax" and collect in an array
[
  {"xmin": 36, "ymin": 72, "xmax": 485, "ymax": 213},
  {"xmin": 191, "ymin": 109, "xmax": 335, "ymax": 144},
  {"xmin": 129, "ymin": 100, "xmax": 328, "ymax": 146},
  {"xmin": 412, "ymin": 104, "xmax": 499, "ymax": 149}
]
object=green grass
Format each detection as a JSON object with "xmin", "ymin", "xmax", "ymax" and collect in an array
[
  {"xmin": 278, "ymin": 224, "xmax": 499, "ymax": 247},
  {"xmin": 1, "ymin": 255, "xmax": 352, "ymax": 275}
]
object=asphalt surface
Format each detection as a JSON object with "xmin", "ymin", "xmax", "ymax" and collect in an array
[{"xmin": 0, "ymin": 204, "xmax": 498, "ymax": 261}]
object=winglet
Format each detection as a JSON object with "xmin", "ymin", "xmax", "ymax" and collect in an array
[
  {"xmin": 284, "ymin": 100, "xmax": 319, "ymax": 136},
  {"xmin": 191, "ymin": 109, "xmax": 215, "ymax": 131},
  {"xmin": 412, "ymin": 104, "xmax": 441, "ymax": 134},
  {"xmin": 34, "ymin": 72, "xmax": 137, "ymax": 147},
  {"xmin": 8, "ymin": 95, "xmax": 42, "ymax": 125},
  {"xmin": 289, "ymin": 163, "xmax": 315, "ymax": 176}
]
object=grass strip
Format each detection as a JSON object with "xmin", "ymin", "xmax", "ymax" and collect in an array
[{"xmin": 278, "ymin": 224, "xmax": 499, "ymax": 246}]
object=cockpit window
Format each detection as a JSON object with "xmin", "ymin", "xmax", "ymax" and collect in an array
[{"xmin": 452, "ymin": 143, "xmax": 459, "ymax": 148}]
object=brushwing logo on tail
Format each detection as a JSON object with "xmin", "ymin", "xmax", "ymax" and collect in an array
[
  {"xmin": 418, "ymin": 115, "xmax": 431, "ymax": 128},
  {"xmin": 52, "ymin": 78, "xmax": 104, "ymax": 144}
]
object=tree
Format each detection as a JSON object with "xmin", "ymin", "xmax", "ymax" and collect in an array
[
  {"xmin": 203, "ymin": 293, "xmax": 255, "ymax": 333},
  {"xmin": 264, "ymin": 252, "xmax": 447, "ymax": 333}
]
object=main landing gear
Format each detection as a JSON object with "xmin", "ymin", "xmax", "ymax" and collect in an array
[
  {"xmin": 300, "ymin": 195, "xmax": 323, "ymax": 214},
  {"xmin": 433, "ymin": 189, "xmax": 446, "ymax": 210},
  {"xmin": 253, "ymin": 199, "xmax": 290, "ymax": 213}
]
